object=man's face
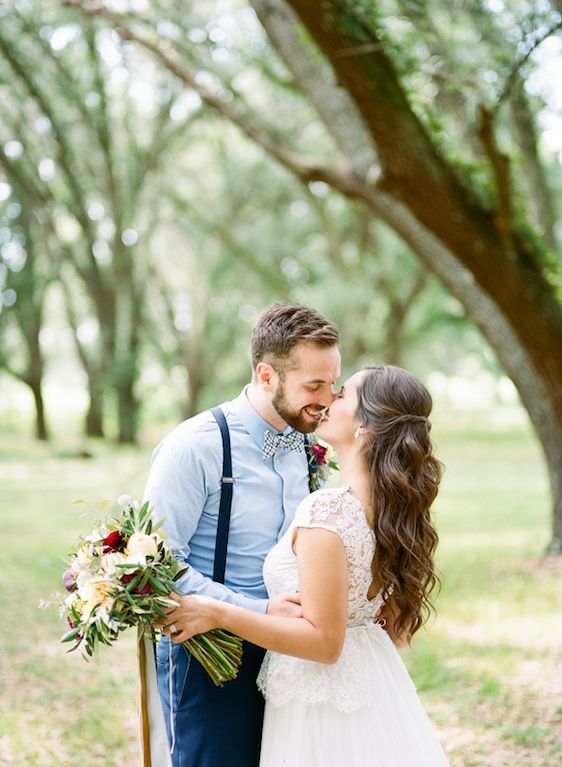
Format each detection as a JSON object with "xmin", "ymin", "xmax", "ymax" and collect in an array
[{"xmin": 270, "ymin": 342, "xmax": 341, "ymax": 433}]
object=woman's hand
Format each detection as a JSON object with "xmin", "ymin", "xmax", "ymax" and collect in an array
[{"xmin": 162, "ymin": 591, "xmax": 221, "ymax": 643}]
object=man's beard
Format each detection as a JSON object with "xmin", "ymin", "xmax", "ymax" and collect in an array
[{"xmin": 272, "ymin": 379, "xmax": 322, "ymax": 434}]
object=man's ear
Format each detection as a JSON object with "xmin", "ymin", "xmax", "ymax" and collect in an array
[{"xmin": 256, "ymin": 361, "xmax": 277, "ymax": 392}]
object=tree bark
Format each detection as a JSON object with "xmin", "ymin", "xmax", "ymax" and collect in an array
[
  {"xmin": 85, "ymin": 381, "xmax": 104, "ymax": 437},
  {"xmin": 117, "ymin": 375, "xmax": 138, "ymax": 444},
  {"xmin": 360, "ymin": 189, "xmax": 562, "ymax": 554},
  {"xmin": 28, "ymin": 375, "xmax": 48, "ymax": 441},
  {"xmin": 250, "ymin": 0, "xmax": 377, "ymax": 175}
]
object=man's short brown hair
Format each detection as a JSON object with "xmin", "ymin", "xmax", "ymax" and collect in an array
[{"xmin": 250, "ymin": 303, "xmax": 339, "ymax": 373}]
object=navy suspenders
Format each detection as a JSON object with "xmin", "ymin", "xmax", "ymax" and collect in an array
[
  {"xmin": 210, "ymin": 406, "xmax": 233, "ymax": 584},
  {"xmin": 209, "ymin": 407, "xmax": 314, "ymax": 585}
]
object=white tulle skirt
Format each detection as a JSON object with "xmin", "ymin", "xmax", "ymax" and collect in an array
[{"xmin": 259, "ymin": 624, "xmax": 451, "ymax": 767}]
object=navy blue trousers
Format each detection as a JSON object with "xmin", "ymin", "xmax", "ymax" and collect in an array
[{"xmin": 157, "ymin": 636, "xmax": 266, "ymax": 767}]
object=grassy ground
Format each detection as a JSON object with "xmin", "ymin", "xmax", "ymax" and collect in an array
[{"xmin": 0, "ymin": 416, "xmax": 560, "ymax": 766}]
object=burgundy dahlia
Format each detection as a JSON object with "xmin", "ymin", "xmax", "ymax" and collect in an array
[{"xmin": 102, "ymin": 530, "xmax": 125, "ymax": 553}]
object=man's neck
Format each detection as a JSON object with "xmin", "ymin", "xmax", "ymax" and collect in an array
[{"xmin": 245, "ymin": 382, "xmax": 287, "ymax": 432}]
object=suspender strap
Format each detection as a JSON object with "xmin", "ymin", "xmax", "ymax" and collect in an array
[{"xmin": 210, "ymin": 406, "xmax": 233, "ymax": 584}]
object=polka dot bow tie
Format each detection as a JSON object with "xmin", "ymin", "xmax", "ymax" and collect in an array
[{"xmin": 262, "ymin": 430, "xmax": 305, "ymax": 460}]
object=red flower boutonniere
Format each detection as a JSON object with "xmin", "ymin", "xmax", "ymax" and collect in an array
[{"xmin": 305, "ymin": 435, "xmax": 339, "ymax": 492}]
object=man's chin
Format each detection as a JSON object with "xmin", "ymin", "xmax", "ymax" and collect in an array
[{"xmin": 287, "ymin": 417, "xmax": 317, "ymax": 434}]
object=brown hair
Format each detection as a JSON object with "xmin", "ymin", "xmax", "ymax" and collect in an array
[
  {"xmin": 250, "ymin": 303, "xmax": 339, "ymax": 373},
  {"xmin": 357, "ymin": 365, "xmax": 443, "ymax": 640}
]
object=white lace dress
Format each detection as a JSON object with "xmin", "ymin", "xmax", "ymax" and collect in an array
[{"xmin": 257, "ymin": 486, "xmax": 451, "ymax": 767}]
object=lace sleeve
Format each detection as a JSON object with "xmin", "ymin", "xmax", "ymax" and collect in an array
[{"xmin": 293, "ymin": 489, "xmax": 348, "ymax": 542}]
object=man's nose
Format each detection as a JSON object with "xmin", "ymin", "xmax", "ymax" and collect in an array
[{"xmin": 319, "ymin": 390, "xmax": 336, "ymax": 407}]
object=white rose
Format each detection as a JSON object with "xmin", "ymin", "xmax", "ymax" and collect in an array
[
  {"xmin": 121, "ymin": 552, "xmax": 147, "ymax": 574},
  {"xmin": 126, "ymin": 532, "xmax": 158, "ymax": 558},
  {"xmin": 102, "ymin": 552, "xmax": 125, "ymax": 576},
  {"xmin": 77, "ymin": 545, "xmax": 93, "ymax": 568},
  {"xmin": 117, "ymin": 494, "xmax": 132, "ymax": 507},
  {"xmin": 78, "ymin": 579, "xmax": 114, "ymax": 617}
]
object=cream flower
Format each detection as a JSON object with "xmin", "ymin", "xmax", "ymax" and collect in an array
[
  {"xmin": 126, "ymin": 532, "xmax": 157, "ymax": 558},
  {"xmin": 101, "ymin": 552, "xmax": 125, "ymax": 576},
  {"xmin": 78, "ymin": 579, "xmax": 114, "ymax": 617},
  {"xmin": 121, "ymin": 552, "xmax": 147, "ymax": 574},
  {"xmin": 76, "ymin": 544, "xmax": 94, "ymax": 568}
]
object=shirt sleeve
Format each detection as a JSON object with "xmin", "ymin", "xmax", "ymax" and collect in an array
[{"xmin": 143, "ymin": 420, "xmax": 268, "ymax": 614}]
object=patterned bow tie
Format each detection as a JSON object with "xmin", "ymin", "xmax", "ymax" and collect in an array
[{"xmin": 262, "ymin": 430, "xmax": 305, "ymax": 460}]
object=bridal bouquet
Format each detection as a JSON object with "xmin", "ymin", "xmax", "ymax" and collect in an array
[{"xmin": 52, "ymin": 496, "xmax": 242, "ymax": 686}]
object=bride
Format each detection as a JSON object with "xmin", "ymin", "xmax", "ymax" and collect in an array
[{"xmin": 163, "ymin": 364, "xmax": 451, "ymax": 766}]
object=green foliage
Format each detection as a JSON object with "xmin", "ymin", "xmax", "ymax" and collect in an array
[{"xmin": 1, "ymin": 0, "xmax": 560, "ymax": 445}]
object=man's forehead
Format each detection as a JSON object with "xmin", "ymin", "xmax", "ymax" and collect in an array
[
  {"xmin": 303, "ymin": 375, "xmax": 339, "ymax": 384},
  {"xmin": 289, "ymin": 345, "xmax": 341, "ymax": 381}
]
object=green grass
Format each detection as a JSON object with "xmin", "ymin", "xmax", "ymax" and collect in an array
[{"xmin": 0, "ymin": 417, "xmax": 561, "ymax": 766}]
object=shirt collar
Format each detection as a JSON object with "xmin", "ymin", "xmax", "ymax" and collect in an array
[{"xmin": 231, "ymin": 386, "xmax": 296, "ymax": 451}]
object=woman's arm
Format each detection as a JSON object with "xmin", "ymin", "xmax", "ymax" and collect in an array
[{"xmin": 163, "ymin": 527, "xmax": 348, "ymax": 664}]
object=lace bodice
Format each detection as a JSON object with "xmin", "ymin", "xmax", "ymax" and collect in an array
[
  {"xmin": 258, "ymin": 487, "xmax": 388, "ymax": 712},
  {"xmin": 263, "ymin": 486, "xmax": 383, "ymax": 626}
]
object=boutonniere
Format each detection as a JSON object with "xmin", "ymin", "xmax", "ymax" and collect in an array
[{"xmin": 305, "ymin": 435, "xmax": 339, "ymax": 492}]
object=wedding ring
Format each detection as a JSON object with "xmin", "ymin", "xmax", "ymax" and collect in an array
[{"xmin": 170, "ymin": 623, "xmax": 177, "ymax": 634}]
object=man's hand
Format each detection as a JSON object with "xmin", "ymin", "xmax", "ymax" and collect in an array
[{"xmin": 266, "ymin": 592, "xmax": 302, "ymax": 618}]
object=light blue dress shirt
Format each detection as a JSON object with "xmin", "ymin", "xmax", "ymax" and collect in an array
[{"xmin": 143, "ymin": 388, "xmax": 310, "ymax": 613}]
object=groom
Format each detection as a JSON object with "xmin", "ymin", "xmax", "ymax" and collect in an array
[{"xmin": 144, "ymin": 303, "xmax": 341, "ymax": 767}]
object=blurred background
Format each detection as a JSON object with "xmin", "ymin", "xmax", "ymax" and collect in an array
[{"xmin": 0, "ymin": 0, "xmax": 561, "ymax": 765}]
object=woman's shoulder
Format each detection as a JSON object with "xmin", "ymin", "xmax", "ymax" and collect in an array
[{"xmin": 296, "ymin": 486, "xmax": 358, "ymax": 526}]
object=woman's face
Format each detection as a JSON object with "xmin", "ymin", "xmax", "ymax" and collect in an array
[{"xmin": 315, "ymin": 370, "xmax": 365, "ymax": 447}]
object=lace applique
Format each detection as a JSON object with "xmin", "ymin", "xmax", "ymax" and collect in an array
[{"xmin": 260, "ymin": 488, "xmax": 387, "ymax": 711}]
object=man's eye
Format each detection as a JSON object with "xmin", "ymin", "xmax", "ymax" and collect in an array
[{"xmin": 306, "ymin": 385, "xmax": 320, "ymax": 392}]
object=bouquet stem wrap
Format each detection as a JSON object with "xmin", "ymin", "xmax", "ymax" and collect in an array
[
  {"xmin": 138, "ymin": 628, "xmax": 173, "ymax": 767},
  {"xmin": 138, "ymin": 629, "xmax": 151, "ymax": 767}
]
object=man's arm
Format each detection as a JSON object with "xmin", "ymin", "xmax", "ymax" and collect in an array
[{"xmin": 144, "ymin": 419, "xmax": 300, "ymax": 616}]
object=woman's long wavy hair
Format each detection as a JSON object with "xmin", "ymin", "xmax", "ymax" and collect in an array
[{"xmin": 357, "ymin": 365, "xmax": 443, "ymax": 640}]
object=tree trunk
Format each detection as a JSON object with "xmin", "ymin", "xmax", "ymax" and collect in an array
[
  {"xmin": 85, "ymin": 380, "xmax": 104, "ymax": 437},
  {"xmin": 117, "ymin": 373, "xmax": 138, "ymax": 444},
  {"xmin": 28, "ymin": 376, "xmax": 48, "ymax": 441},
  {"xmin": 365, "ymin": 192, "xmax": 562, "ymax": 554},
  {"xmin": 283, "ymin": 0, "xmax": 562, "ymax": 554},
  {"xmin": 183, "ymin": 362, "xmax": 204, "ymax": 420},
  {"xmin": 114, "ymin": 275, "xmax": 140, "ymax": 445}
]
